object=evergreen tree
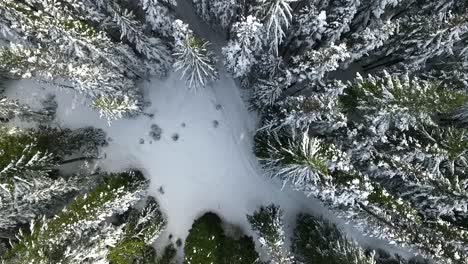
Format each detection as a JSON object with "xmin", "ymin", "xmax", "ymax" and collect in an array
[
  {"xmin": 255, "ymin": 70, "xmax": 468, "ymax": 263},
  {"xmin": 183, "ymin": 212, "xmax": 225, "ymax": 264},
  {"xmin": 292, "ymin": 213, "xmax": 375, "ymax": 264},
  {"xmin": 107, "ymin": 197, "xmax": 167, "ymax": 264},
  {"xmin": 191, "ymin": 0, "xmax": 240, "ymax": 30},
  {"xmin": 1, "ymin": 171, "xmax": 149, "ymax": 263},
  {"xmin": 173, "ymin": 20, "xmax": 218, "ymax": 90},
  {"xmin": 247, "ymin": 204, "xmax": 293, "ymax": 264},
  {"xmin": 255, "ymin": 0, "xmax": 297, "ymax": 55},
  {"xmin": 0, "ymin": 0, "xmax": 174, "ymax": 120},
  {"xmin": 0, "ymin": 126, "xmax": 106, "ymax": 232},
  {"xmin": 259, "ymin": 80, "xmax": 347, "ymax": 133},
  {"xmin": 184, "ymin": 212, "xmax": 259, "ymax": 264},
  {"xmin": 140, "ymin": 0, "xmax": 177, "ymax": 37},
  {"xmin": 223, "ymin": 15, "xmax": 264, "ymax": 78}
]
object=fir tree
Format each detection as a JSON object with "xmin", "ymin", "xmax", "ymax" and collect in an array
[
  {"xmin": 1, "ymin": 171, "xmax": 149, "ymax": 263},
  {"xmin": 255, "ymin": 0, "xmax": 297, "ymax": 55},
  {"xmin": 292, "ymin": 213, "xmax": 375, "ymax": 264},
  {"xmin": 223, "ymin": 15, "xmax": 264, "ymax": 78},
  {"xmin": 0, "ymin": 126, "xmax": 106, "ymax": 232},
  {"xmin": 173, "ymin": 20, "xmax": 218, "ymax": 90},
  {"xmin": 0, "ymin": 0, "xmax": 174, "ymax": 120},
  {"xmin": 247, "ymin": 204, "xmax": 293, "ymax": 264},
  {"xmin": 184, "ymin": 212, "xmax": 259, "ymax": 264},
  {"xmin": 107, "ymin": 196, "xmax": 167, "ymax": 264}
]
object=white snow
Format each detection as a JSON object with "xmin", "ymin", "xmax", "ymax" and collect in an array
[{"xmin": 5, "ymin": 74, "xmax": 329, "ymax": 257}]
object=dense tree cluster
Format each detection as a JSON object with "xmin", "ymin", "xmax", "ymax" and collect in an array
[
  {"xmin": 0, "ymin": 123, "xmax": 168, "ymax": 263},
  {"xmin": 184, "ymin": 0, "xmax": 468, "ymax": 263},
  {"xmin": 249, "ymin": 204, "xmax": 430, "ymax": 264}
]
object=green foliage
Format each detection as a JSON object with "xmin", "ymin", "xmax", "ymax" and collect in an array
[
  {"xmin": 2, "ymin": 171, "xmax": 147, "ymax": 263},
  {"xmin": 219, "ymin": 235, "xmax": 259, "ymax": 264},
  {"xmin": 0, "ymin": 126, "xmax": 106, "ymax": 178},
  {"xmin": 108, "ymin": 197, "xmax": 167, "ymax": 264},
  {"xmin": 340, "ymin": 72, "xmax": 468, "ymax": 126},
  {"xmin": 157, "ymin": 244, "xmax": 177, "ymax": 264},
  {"xmin": 247, "ymin": 204, "xmax": 293, "ymax": 264},
  {"xmin": 292, "ymin": 214, "xmax": 375, "ymax": 264},
  {"xmin": 247, "ymin": 205, "xmax": 283, "ymax": 246},
  {"xmin": 0, "ymin": 127, "xmax": 58, "ymax": 171},
  {"xmin": 184, "ymin": 212, "xmax": 259, "ymax": 264},
  {"xmin": 184, "ymin": 212, "xmax": 224, "ymax": 264},
  {"xmin": 108, "ymin": 239, "xmax": 155, "ymax": 264},
  {"xmin": 255, "ymin": 130, "xmax": 329, "ymax": 175},
  {"xmin": 173, "ymin": 20, "xmax": 218, "ymax": 89}
]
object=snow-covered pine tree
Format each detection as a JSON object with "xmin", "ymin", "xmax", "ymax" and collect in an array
[
  {"xmin": 62, "ymin": 223, "xmax": 125, "ymax": 264},
  {"xmin": 290, "ymin": 43, "xmax": 350, "ymax": 83},
  {"xmin": 69, "ymin": 0, "xmax": 172, "ymax": 76},
  {"xmin": 107, "ymin": 196, "xmax": 167, "ymax": 264},
  {"xmin": 223, "ymin": 15, "xmax": 264, "ymax": 78},
  {"xmin": 0, "ymin": 97, "xmax": 50, "ymax": 123},
  {"xmin": 362, "ymin": 1, "xmax": 468, "ymax": 73},
  {"xmin": 0, "ymin": 0, "xmax": 174, "ymax": 120},
  {"xmin": 1, "ymin": 171, "xmax": 149, "ymax": 263},
  {"xmin": 59, "ymin": 196, "xmax": 166, "ymax": 264},
  {"xmin": 255, "ymin": 0, "xmax": 297, "ymax": 55},
  {"xmin": 140, "ymin": 0, "xmax": 177, "ymax": 37},
  {"xmin": 0, "ymin": 126, "xmax": 106, "ymax": 232},
  {"xmin": 247, "ymin": 204, "xmax": 294, "ymax": 264},
  {"xmin": 292, "ymin": 213, "xmax": 375, "ymax": 264},
  {"xmin": 339, "ymin": 72, "xmax": 468, "ymax": 138},
  {"xmin": 287, "ymin": 4, "xmax": 327, "ymax": 54},
  {"xmin": 254, "ymin": 125, "xmax": 468, "ymax": 263},
  {"xmin": 259, "ymin": 80, "xmax": 347, "ymax": 133},
  {"xmin": 320, "ymin": 0, "xmax": 360, "ymax": 46},
  {"xmin": 337, "ymin": 72, "xmax": 468, "ymax": 263},
  {"xmin": 350, "ymin": 0, "xmax": 404, "ymax": 31},
  {"xmin": 191, "ymin": 0, "xmax": 240, "ymax": 31},
  {"xmin": 249, "ymin": 53, "xmax": 293, "ymax": 109},
  {"xmin": 173, "ymin": 20, "xmax": 218, "ymax": 89}
]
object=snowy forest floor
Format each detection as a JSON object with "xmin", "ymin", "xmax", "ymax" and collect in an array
[
  {"xmin": 4, "ymin": 0, "xmax": 411, "ymax": 260},
  {"xmin": 7, "ymin": 72, "xmax": 335, "ymax": 259}
]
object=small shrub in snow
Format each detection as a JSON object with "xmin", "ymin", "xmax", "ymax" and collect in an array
[{"xmin": 150, "ymin": 124, "xmax": 163, "ymax": 140}]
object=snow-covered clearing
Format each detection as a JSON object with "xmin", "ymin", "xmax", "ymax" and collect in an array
[
  {"xmin": 6, "ymin": 75, "xmax": 324, "ymax": 251},
  {"xmin": 6, "ymin": 71, "xmax": 410, "ymax": 259}
]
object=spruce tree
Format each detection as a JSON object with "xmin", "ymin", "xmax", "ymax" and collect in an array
[
  {"xmin": 184, "ymin": 212, "xmax": 259, "ymax": 264},
  {"xmin": 292, "ymin": 213, "xmax": 375, "ymax": 264},
  {"xmin": 0, "ymin": 0, "xmax": 174, "ymax": 120},
  {"xmin": 1, "ymin": 171, "xmax": 149, "ymax": 263},
  {"xmin": 247, "ymin": 204, "xmax": 294, "ymax": 264},
  {"xmin": 0, "ymin": 126, "xmax": 106, "ymax": 232},
  {"xmin": 173, "ymin": 20, "xmax": 218, "ymax": 90}
]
